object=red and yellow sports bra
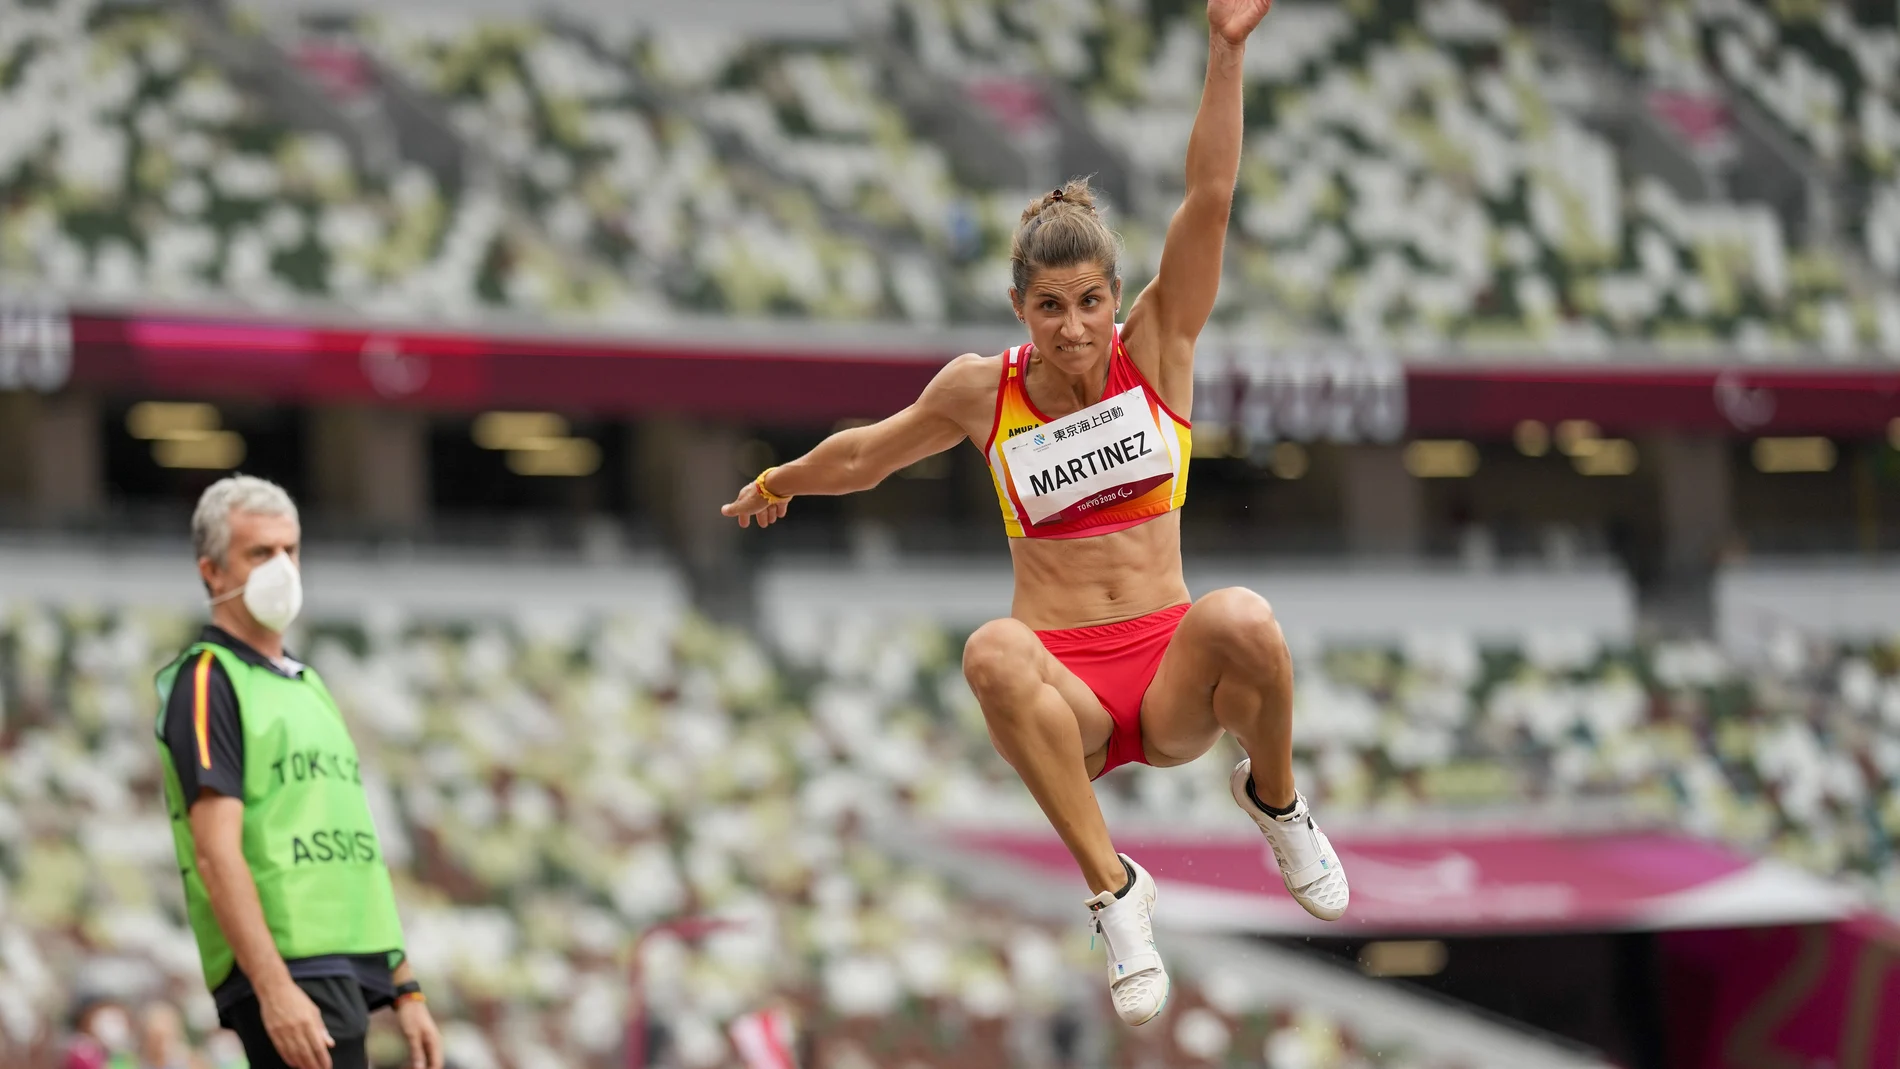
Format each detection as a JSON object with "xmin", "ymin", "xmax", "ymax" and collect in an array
[{"xmin": 984, "ymin": 326, "xmax": 1192, "ymax": 539}]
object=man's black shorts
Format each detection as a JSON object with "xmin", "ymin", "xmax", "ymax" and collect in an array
[{"xmin": 223, "ymin": 976, "xmax": 371, "ymax": 1069}]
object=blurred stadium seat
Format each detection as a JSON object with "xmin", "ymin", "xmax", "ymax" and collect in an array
[
  {"xmin": 4, "ymin": 0, "xmax": 1900, "ymax": 1065},
  {"xmin": 4, "ymin": 595, "xmax": 1895, "ymax": 1062},
  {"xmin": 896, "ymin": 0, "xmax": 1899, "ymax": 353},
  {"xmin": 314, "ymin": 15, "xmax": 955, "ymax": 322},
  {"xmin": 1606, "ymin": 0, "xmax": 1900, "ymax": 286},
  {"xmin": 8, "ymin": 0, "xmax": 1898, "ymax": 350},
  {"xmin": 0, "ymin": 0, "xmax": 641, "ymax": 322},
  {"xmin": 770, "ymin": 608, "xmax": 1900, "ymax": 912},
  {"xmin": 0, "ymin": 603, "xmax": 1470, "ymax": 1068}
]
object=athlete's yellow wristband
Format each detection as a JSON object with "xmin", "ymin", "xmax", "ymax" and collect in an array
[{"xmin": 755, "ymin": 467, "xmax": 788, "ymax": 504}]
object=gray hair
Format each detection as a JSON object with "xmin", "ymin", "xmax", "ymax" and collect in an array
[{"xmin": 192, "ymin": 475, "xmax": 299, "ymax": 564}]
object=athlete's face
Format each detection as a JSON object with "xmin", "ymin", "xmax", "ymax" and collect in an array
[{"xmin": 1012, "ymin": 263, "xmax": 1120, "ymax": 375}]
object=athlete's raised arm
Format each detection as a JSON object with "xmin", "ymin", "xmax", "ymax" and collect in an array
[
  {"xmin": 721, "ymin": 352, "xmax": 994, "ymax": 528},
  {"xmin": 1122, "ymin": 0, "xmax": 1272, "ymax": 406}
]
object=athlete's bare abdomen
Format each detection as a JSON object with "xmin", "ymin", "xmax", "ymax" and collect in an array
[{"xmin": 1006, "ymin": 513, "xmax": 1192, "ymax": 630}]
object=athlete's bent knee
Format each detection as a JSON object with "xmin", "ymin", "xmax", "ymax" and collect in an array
[
  {"xmin": 962, "ymin": 619, "xmax": 1044, "ymax": 706},
  {"xmin": 1198, "ymin": 587, "xmax": 1288, "ymax": 670}
]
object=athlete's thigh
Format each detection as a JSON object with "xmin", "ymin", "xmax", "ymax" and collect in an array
[
  {"xmin": 1138, "ymin": 594, "xmax": 1243, "ymax": 766},
  {"xmin": 1038, "ymin": 642, "xmax": 1119, "ymax": 779},
  {"xmin": 967, "ymin": 618, "xmax": 1117, "ymax": 774}
]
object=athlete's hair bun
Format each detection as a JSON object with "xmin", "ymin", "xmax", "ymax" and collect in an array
[
  {"xmin": 1012, "ymin": 177, "xmax": 1120, "ymax": 297},
  {"xmin": 1018, "ymin": 179, "xmax": 1102, "ymax": 226}
]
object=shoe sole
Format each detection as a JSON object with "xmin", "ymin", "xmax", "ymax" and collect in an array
[
  {"xmin": 1288, "ymin": 877, "xmax": 1347, "ymax": 922},
  {"xmin": 1126, "ymin": 980, "xmax": 1170, "ymax": 1026}
]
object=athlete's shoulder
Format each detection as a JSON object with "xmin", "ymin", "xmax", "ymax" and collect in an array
[
  {"xmin": 924, "ymin": 351, "xmax": 1004, "ymax": 397},
  {"xmin": 919, "ymin": 351, "xmax": 1006, "ymax": 433},
  {"xmin": 945, "ymin": 349, "xmax": 1005, "ymax": 377}
]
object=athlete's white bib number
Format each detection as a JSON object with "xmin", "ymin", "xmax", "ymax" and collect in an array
[{"xmin": 1002, "ymin": 386, "xmax": 1172, "ymax": 527}]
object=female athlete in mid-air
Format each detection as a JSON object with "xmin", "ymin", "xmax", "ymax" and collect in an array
[{"xmin": 720, "ymin": 0, "xmax": 1345, "ymax": 1025}]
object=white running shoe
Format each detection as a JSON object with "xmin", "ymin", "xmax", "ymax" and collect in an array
[
  {"xmin": 1229, "ymin": 760, "xmax": 1350, "ymax": 921},
  {"xmin": 1085, "ymin": 853, "xmax": 1170, "ymax": 1026}
]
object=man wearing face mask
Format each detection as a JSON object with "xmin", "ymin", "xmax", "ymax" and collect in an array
[{"xmin": 154, "ymin": 476, "xmax": 443, "ymax": 1069}]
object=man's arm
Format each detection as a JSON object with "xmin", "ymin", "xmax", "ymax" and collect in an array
[
  {"xmin": 192, "ymin": 794, "xmax": 336, "ymax": 1069},
  {"xmin": 164, "ymin": 655, "xmax": 335, "ymax": 1069},
  {"xmin": 389, "ymin": 959, "xmax": 444, "ymax": 1069},
  {"xmin": 189, "ymin": 795, "xmax": 298, "ymax": 998},
  {"xmin": 165, "ymin": 655, "xmax": 292, "ymax": 1002}
]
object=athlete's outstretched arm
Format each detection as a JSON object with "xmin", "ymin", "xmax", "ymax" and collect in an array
[
  {"xmin": 721, "ymin": 353, "xmax": 989, "ymax": 527},
  {"xmin": 1124, "ymin": 0, "xmax": 1272, "ymax": 400}
]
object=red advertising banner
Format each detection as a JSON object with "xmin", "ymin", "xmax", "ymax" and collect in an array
[
  {"xmin": 16, "ymin": 300, "xmax": 1900, "ymax": 433},
  {"xmin": 950, "ymin": 827, "xmax": 1862, "ymax": 936},
  {"xmin": 1405, "ymin": 364, "xmax": 1900, "ymax": 437},
  {"xmin": 66, "ymin": 311, "xmax": 943, "ymax": 421},
  {"xmin": 1660, "ymin": 917, "xmax": 1900, "ymax": 1069}
]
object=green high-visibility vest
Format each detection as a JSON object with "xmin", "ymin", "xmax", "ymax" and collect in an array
[{"xmin": 155, "ymin": 641, "xmax": 405, "ymax": 992}]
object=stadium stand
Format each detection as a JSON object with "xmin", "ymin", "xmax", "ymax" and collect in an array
[
  {"xmin": 1603, "ymin": 0, "xmax": 1900, "ymax": 286},
  {"xmin": 304, "ymin": 14, "xmax": 963, "ymax": 323},
  {"xmin": 2, "ymin": 577, "xmax": 1894, "ymax": 1062},
  {"xmin": 0, "ymin": 603, "xmax": 1462, "ymax": 1068},
  {"xmin": 8, "ymin": 0, "xmax": 1899, "ymax": 351},
  {"xmin": 875, "ymin": 613, "xmax": 1900, "ymax": 913},
  {"xmin": 8, "ymin": 0, "xmax": 1900, "ymax": 1065},
  {"xmin": 0, "ymin": 0, "xmax": 640, "ymax": 322},
  {"xmin": 894, "ymin": 0, "xmax": 1900, "ymax": 353}
]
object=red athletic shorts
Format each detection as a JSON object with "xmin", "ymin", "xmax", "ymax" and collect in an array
[{"xmin": 1035, "ymin": 603, "xmax": 1192, "ymax": 779}]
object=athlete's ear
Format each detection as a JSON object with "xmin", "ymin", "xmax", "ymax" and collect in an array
[
  {"xmin": 1009, "ymin": 287, "xmax": 1024, "ymax": 322},
  {"xmin": 1112, "ymin": 277, "xmax": 1122, "ymax": 312}
]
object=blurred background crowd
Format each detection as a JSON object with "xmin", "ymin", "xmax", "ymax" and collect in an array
[
  {"xmin": 5, "ymin": 604, "xmax": 1491, "ymax": 1069},
  {"xmin": 6, "ymin": 0, "xmax": 1900, "ymax": 346},
  {"xmin": 3, "ymin": 0, "xmax": 1900, "ymax": 1066},
  {"xmin": 5, "ymin": 600, "xmax": 1898, "ymax": 1066}
]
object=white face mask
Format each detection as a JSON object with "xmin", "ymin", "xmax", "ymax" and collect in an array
[{"xmin": 211, "ymin": 551, "xmax": 303, "ymax": 633}]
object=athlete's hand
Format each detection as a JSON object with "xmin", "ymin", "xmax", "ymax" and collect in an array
[
  {"xmin": 396, "ymin": 998, "xmax": 444, "ymax": 1069},
  {"xmin": 720, "ymin": 480, "xmax": 791, "ymax": 528},
  {"xmin": 1206, "ymin": 0, "xmax": 1272, "ymax": 44},
  {"xmin": 258, "ymin": 978, "xmax": 334, "ymax": 1069}
]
